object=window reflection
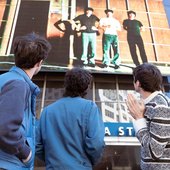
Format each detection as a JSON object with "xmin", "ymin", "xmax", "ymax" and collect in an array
[
  {"xmin": 95, "ymin": 80, "xmax": 139, "ymax": 123},
  {"xmin": 93, "ymin": 146, "xmax": 141, "ymax": 170}
]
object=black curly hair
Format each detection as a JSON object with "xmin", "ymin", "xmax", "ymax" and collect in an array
[{"xmin": 63, "ymin": 67, "xmax": 93, "ymax": 98}]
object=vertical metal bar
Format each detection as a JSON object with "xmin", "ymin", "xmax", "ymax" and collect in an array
[
  {"xmin": 68, "ymin": 0, "xmax": 76, "ymax": 62},
  {"xmin": 61, "ymin": 0, "xmax": 68, "ymax": 20},
  {"xmin": 116, "ymin": 75, "xmax": 121, "ymax": 122},
  {"xmin": 144, "ymin": 0, "xmax": 158, "ymax": 61},
  {"xmin": 68, "ymin": 0, "xmax": 71, "ymax": 20},
  {"xmin": 93, "ymin": 80, "xmax": 95, "ymax": 102},
  {"xmin": 69, "ymin": 0, "xmax": 76, "ymax": 19},
  {"xmin": 106, "ymin": 0, "xmax": 110, "ymax": 9},
  {"xmin": 40, "ymin": 74, "xmax": 47, "ymax": 114},
  {"xmin": 126, "ymin": 0, "xmax": 130, "ymax": 10},
  {"xmin": 6, "ymin": 0, "xmax": 21, "ymax": 55},
  {"xmin": 87, "ymin": 0, "xmax": 89, "ymax": 7}
]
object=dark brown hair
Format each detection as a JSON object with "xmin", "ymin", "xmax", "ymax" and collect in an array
[
  {"xmin": 127, "ymin": 10, "xmax": 136, "ymax": 16},
  {"xmin": 13, "ymin": 32, "xmax": 51, "ymax": 69},
  {"xmin": 133, "ymin": 63, "xmax": 163, "ymax": 92}
]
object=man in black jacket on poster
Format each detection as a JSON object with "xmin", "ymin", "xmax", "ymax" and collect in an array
[{"xmin": 73, "ymin": 7, "xmax": 100, "ymax": 67}]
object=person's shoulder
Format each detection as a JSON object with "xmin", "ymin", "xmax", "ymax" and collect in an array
[
  {"xmin": 149, "ymin": 92, "xmax": 170, "ymax": 107},
  {"xmin": 135, "ymin": 19, "xmax": 142, "ymax": 23},
  {"xmin": 92, "ymin": 14, "xmax": 97, "ymax": 16},
  {"xmin": 4, "ymin": 79, "xmax": 29, "ymax": 91},
  {"xmin": 93, "ymin": 14, "xmax": 100, "ymax": 19},
  {"xmin": 49, "ymin": 98, "xmax": 63, "ymax": 107},
  {"xmin": 75, "ymin": 97, "xmax": 97, "ymax": 106},
  {"xmin": 85, "ymin": 98, "xmax": 98, "ymax": 108},
  {"xmin": 157, "ymin": 93, "xmax": 170, "ymax": 106},
  {"xmin": 41, "ymin": 98, "xmax": 63, "ymax": 115},
  {"xmin": 78, "ymin": 14, "xmax": 86, "ymax": 17},
  {"xmin": 72, "ymin": 97, "xmax": 91, "ymax": 103},
  {"xmin": 123, "ymin": 19, "xmax": 129, "ymax": 24},
  {"xmin": 74, "ymin": 14, "xmax": 84, "ymax": 19}
]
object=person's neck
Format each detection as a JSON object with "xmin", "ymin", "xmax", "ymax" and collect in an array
[
  {"xmin": 140, "ymin": 90, "xmax": 152, "ymax": 100},
  {"xmin": 23, "ymin": 68, "xmax": 35, "ymax": 79},
  {"xmin": 87, "ymin": 14, "xmax": 91, "ymax": 17}
]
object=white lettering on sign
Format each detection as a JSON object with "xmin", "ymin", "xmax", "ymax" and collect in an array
[
  {"xmin": 105, "ymin": 126, "xmax": 134, "ymax": 136},
  {"xmin": 126, "ymin": 127, "xmax": 133, "ymax": 136},
  {"xmin": 105, "ymin": 127, "xmax": 111, "ymax": 136},
  {"xmin": 119, "ymin": 127, "xmax": 124, "ymax": 136},
  {"xmin": 118, "ymin": 127, "xmax": 134, "ymax": 136}
]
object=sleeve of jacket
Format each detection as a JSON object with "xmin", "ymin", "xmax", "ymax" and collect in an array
[
  {"xmin": 136, "ymin": 105, "xmax": 170, "ymax": 160},
  {"xmin": 0, "ymin": 80, "xmax": 31, "ymax": 160},
  {"xmin": 85, "ymin": 102, "xmax": 105, "ymax": 165},
  {"xmin": 138, "ymin": 20, "xmax": 143, "ymax": 27},
  {"xmin": 73, "ymin": 15, "xmax": 81, "ymax": 22},
  {"xmin": 35, "ymin": 109, "xmax": 46, "ymax": 162},
  {"xmin": 95, "ymin": 15, "xmax": 100, "ymax": 22},
  {"xmin": 122, "ymin": 20, "xmax": 127, "ymax": 30}
]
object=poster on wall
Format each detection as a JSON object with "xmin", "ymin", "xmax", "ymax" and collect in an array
[{"xmin": 0, "ymin": 0, "xmax": 170, "ymax": 75}]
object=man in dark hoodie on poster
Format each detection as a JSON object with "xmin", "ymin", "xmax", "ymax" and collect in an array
[{"xmin": 123, "ymin": 10, "xmax": 148, "ymax": 66}]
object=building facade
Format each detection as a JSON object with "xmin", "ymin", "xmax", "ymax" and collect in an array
[{"xmin": 0, "ymin": 0, "xmax": 170, "ymax": 169}]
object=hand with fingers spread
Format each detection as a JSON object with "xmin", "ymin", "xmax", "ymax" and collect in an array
[{"xmin": 126, "ymin": 93, "xmax": 145, "ymax": 120}]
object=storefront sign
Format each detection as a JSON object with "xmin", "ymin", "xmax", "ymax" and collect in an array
[{"xmin": 104, "ymin": 123, "xmax": 135, "ymax": 137}]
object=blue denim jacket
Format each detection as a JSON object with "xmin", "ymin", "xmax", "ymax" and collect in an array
[
  {"xmin": 36, "ymin": 97, "xmax": 105, "ymax": 170},
  {"xmin": 0, "ymin": 66, "xmax": 40, "ymax": 170}
]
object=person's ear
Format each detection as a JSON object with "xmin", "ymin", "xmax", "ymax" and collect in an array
[
  {"xmin": 36, "ymin": 60, "xmax": 43, "ymax": 67},
  {"xmin": 136, "ymin": 80, "xmax": 141, "ymax": 87}
]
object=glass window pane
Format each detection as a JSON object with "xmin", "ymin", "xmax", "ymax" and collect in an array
[
  {"xmin": 44, "ymin": 81, "xmax": 64, "ymax": 107},
  {"xmin": 94, "ymin": 146, "xmax": 141, "ymax": 170},
  {"xmin": 85, "ymin": 87, "xmax": 93, "ymax": 100},
  {"xmin": 95, "ymin": 77, "xmax": 140, "ymax": 123},
  {"xmin": 95, "ymin": 82, "xmax": 116, "ymax": 102},
  {"xmin": 164, "ymin": 76, "xmax": 170, "ymax": 98}
]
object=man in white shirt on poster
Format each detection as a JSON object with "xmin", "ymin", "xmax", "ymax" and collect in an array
[{"xmin": 99, "ymin": 9, "xmax": 121, "ymax": 69}]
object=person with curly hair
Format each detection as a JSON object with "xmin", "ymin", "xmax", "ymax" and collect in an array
[{"xmin": 36, "ymin": 67, "xmax": 105, "ymax": 170}]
